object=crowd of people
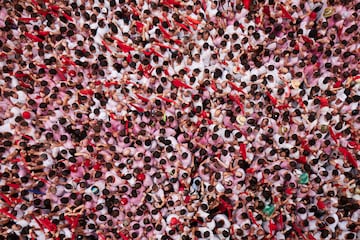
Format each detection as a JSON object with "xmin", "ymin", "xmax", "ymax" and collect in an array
[{"xmin": 0, "ymin": 0, "xmax": 359, "ymax": 239}]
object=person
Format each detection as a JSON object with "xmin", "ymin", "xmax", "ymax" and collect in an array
[{"xmin": 0, "ymin": 0, "xmax": 359, "ymax": 239}]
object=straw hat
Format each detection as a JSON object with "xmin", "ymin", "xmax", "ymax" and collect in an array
[
  {"xmin": 323, "ymin": 7, "xmax": 334, "ymax": 18},
  {"xmin": 291, "ymin": 79, "xmax": 301, "ymax": 89}
]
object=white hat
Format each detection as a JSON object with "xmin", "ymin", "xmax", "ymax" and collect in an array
[
  {"xmin": 101, "ymin": 8, "xmax": 108, "ymax": 14},
  {"xmin": 236, "ymin": 115, "xmax": 246, "ymax": 125}
]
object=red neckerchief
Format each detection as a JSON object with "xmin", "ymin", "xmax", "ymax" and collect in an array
[
  {"xmin": 228, "ymin": 81, "xmax": 245, "ymax": 94},
  {"xmin": 239, "ymin": 143, "xmax": 247, "ymax": 160},
  {"xmin": 0, "ymin": 207, "xmax": 16, "ymax": 220},
  {"xmin": 118, "ymin": 231, "xmax": 129, "ymax": 240},
  {"xmin": 136, "ymin": 94, "xmax": 150, "ymax": 103},
  {"xmin": 338, "ymin": 147, "xmax": 358, "ymax": 168},
  {"xmin": 265, "ymin": 91, "xmax": 277, "ymax": 105},
  {"xmin": 172, "ymin": 79, "xmax": 193, "ymax": 89},
  {"xmin": 101, "ymin": 40, "xmax": 113, "ymax": 53},
  {"xmin": 328, "ymin": 127, "xmax": 341, "ymax": 144},
  {"xmin": 24, "ymin": 32, "xmax": 43, "ymax": 42},
  {"xmin": 297, "ymin": 155, "xmax": 307, "ymax": 164},
  {"xmin": 175, "ymin": 21, "xmax": 190, "ymax": 32},
  {"xmin": 280, "ymin": 4, "xmax": 294, "ymax": 21},
  {"xmin": 247, "ymin": 210, "xmax": 259, "ymax": 227},
  {"xmin": 263, "ymin": 6, "xmax": 270, "ymax": 16},
  {"xmin": 292, "ymin": 224, "xmax": 306, "ymax": 239}
]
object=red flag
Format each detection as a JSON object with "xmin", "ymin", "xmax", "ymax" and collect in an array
[
  {"xmin": 172, "ymin": 79, "xmax": 192, "ymax": 89},
  {"xmin": 24, "ymin": 32, "xmax": 43, "ymax": 42}
]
